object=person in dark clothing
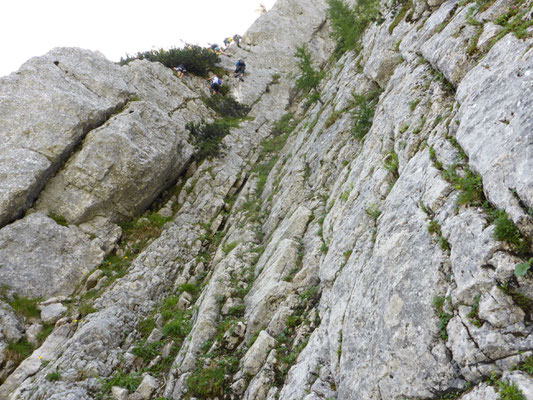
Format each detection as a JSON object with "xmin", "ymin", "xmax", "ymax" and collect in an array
[
  {"xmin": 235, "ymin": 59, "xmax": 246, "ymax": 80},
  {"xmin": 173, "ymin": 64, "xmax": 186, "ymax": 78},
  {"xmin": 209, "ymin": 75, "xmax": 223, "ymax": 95}
]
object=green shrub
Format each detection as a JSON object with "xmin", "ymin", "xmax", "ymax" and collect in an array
[
  {"xmin": 294, "ymin": 45, "xmax": 324, "ymax": 102},
  {"xmin": 272, "ymin": 113, "xmax": 299, "ymax": 136},
  {"xmin": 186, "ymin": 119, "xmax": 240, "ymax": 161},
  {"xmin": 227, "ymin": 304, "xmax": 246, "ymax": 317},
  {"xmin": 467, "ymin": 295, "xmax": 483, "ymax": 327},
  {"xmin": 179, "ymin": 283, "xmax": 199, "ymax": 295},
  {"xmin": 5, "ymin": 338, "xmax": 34, "ymax": 362},
  {"xmin": 327, "ymin": 0, "xmax": 381, "ymax": 58},
  {"xmin": 45, "ymin": 370, "xmax": 61, "ymax": 382},
  {"xmin": 162, "ymin": 313, "xmax": 191, "ymax": 340},
  {"xmin": 138, "ymin": 317, "xmax": 156, "ymax": 338},
  {"xmin": 101, "ymin": 371, "xmax": 142, "ymax": 394},
  {"xmin": 352, "ymin": 88, "xmax": 382, "ymax": 140},
  {"xmin": 203, "ymin": 94, "xmax": 250, "ymax": 119},
  {"xmin": 383, "ymin": 150, "xmax": 399, "ymax": 179},
  {"xmin": 8, "ymin": 296, "xmax": 41, "ymax": 319},
  {"xmin": 188, "ymin": 363, "xmax": 226, "ymax": 397},
  {"xmin": 493, "ymin": 210, "xmax": 528, "ymax": 253},
  {"xmin": 518, "ymin": 355, "xmax": 533, "ymax": 375},
  {"xmin": 515, "ymin": 258, "xmax": 533, "ymax": 277},
  {"xmin": 432, "ymin": 295, "xmax": 453, "ymax": 341},
  {"xmin": 48, "ymin": 213, "xmax": 68, "ymax": 226},
  {"xmin": 120, "ymin": 45, "xmax": 220, "ymax": 77},
  {"xmin": 131, "ymin": 340, "xmax": 161, "ymax": 361},
  {"xmin": 498, "ymin": 380, "xmax": 525, "ymax": 399},
  {"xmin": 222, "ymin": 241, "xmax": 238, "ymax": 254}
]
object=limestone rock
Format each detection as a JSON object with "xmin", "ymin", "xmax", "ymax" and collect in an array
[
  {"xmin": 41, "ymin": 303, "xmax": 67, "ymax": 324},
  {"xmin": 111, "ymin": 386, "xmax": 129, "ymax": 400},
  {"xmin": 34, "ymin": 100, "xmax": 195, "ymax": 224},
  {"xmin": 0, "ymin": 47, "xmax": 132, "ymax": 228},
  {"xmin": 130, "ymin": 374, "xmax": 158, "ymax": 400},
  {"xmin": 0, "ymin": 213, "xmax": 104, "ymax": 298}
]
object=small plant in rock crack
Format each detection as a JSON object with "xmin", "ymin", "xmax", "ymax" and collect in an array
[
  {"xmin": 515, "ymin": 258, "xmax": 533, "ymax": 277},
  {"xmin": 498, "ymin": 379, "xmax": 526, "ymax": 400},
  {"xmin": 467, "ymin": 295, "xmax": 483, "ymax": 327},
  {"xmin": 432, "ymin": 295, "xmax": 453, "ymax": 341}
]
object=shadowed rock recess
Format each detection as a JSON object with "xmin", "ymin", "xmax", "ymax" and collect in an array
[{"xmin": 0, "ymin": 0, "xmax": 532, "ymax": 398}]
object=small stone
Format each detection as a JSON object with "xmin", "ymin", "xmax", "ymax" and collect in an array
[
  {"xmin": 131, "ymin": 374, "xmax": 158, "ymax": 400},
  {"xmin": 146, "ymin": 328, "xmax": 163, "ymax": 344},
  {"xmin": 85, "ymin": 269, "xmax": 104, "ymax": 290},
  {"xmin": 25, "ymin": 323, "xmax": 43, "ymax": 347},
  {"xmin": 111, "ymin": 385, "xmax": 129, "ymax": 400},
  {"xmin": 41, "ymin": 303, "xmax": 67, "ymax": 324}
]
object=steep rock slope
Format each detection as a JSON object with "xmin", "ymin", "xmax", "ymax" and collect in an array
[{"xmin": 0, "ymin": 0, "xmax": 532, "ymax": 398}]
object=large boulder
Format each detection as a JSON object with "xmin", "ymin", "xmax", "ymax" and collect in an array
[
  {"xmin": 34, "ymin": 100, "xmax": 195, "ymax": 224},
  {"xmin": 0, "ymin": 213, "xmax": 104, "ymax": 298},
  {"xmin": 0, "ymin": 48, "xmax": 133, "ymax": 228}
]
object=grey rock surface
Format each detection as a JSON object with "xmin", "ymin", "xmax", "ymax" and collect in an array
[
  {"xmin": 0, "ymin": 48, "xmax": 132, "ymax": 228},
  {"xmin": 1, "ymin": 0, "xmax": 533, "ymax": 398},
  {"xmin": 0, "ymin": 213, "xmax": 104, "ymax": 298}
]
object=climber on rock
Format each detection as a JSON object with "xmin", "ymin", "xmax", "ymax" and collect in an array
[
  {"xmin": 233, "ymin": 34, "xmax": 242, "ymax": 48},
  {"xmin": 173, "ymin": 64, "xmax": 186, "ymax": 78},
  {"xmin": 235, "ymin": 59, "xmax": 246, "ymax": 81},
  {"xmin": 224, "ymin": 37, "xmax": 233, "ymax": 48},
  {"xmin": 209, "ymin": 75, "xmax": 223, "ymax": 95}
]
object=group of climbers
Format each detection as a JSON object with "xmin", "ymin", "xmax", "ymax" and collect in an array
[
  {"xmin": 171, "ymin": 36, "xmax": 247, "ymax": 96},
  {"xmin": 207, "ymin": 58, "xmax": 246, "ymax": 95}
]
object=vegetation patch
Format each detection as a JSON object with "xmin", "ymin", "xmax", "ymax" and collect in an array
[
  {"xmin": 7, "ymin": 296, "xmax": 41, "ymax": 320},
  {"xmin": 467, "ymin": 295, "xmax": 483, "ymax": 327},
  {"xmin": 186, "ymin": 119, "xmax": 241, "ymax": 161},
  {"xmin": 492, "ymin": 210, "xmax": 529, "ymax": 254},
  {"xmin": 432, "ymin": 295, "xmax": 453, "ymax": 341},
  {"xmin": 352, "ymin": 88, "xmax": 382, "ymax": 141},
  {"xmin": 119, "ymin": 45, "xmax": 221, "ymax": 77},
  {"xmin": 327, "ymin": 0, "xmax": 381, "ymax": 58},
  {"xmin": 295, "ymin": 45, "xmax": 324, "ymax": 104},
  {"xmin": 203, "ymin": 94, "xmax": 251, "ymax": 119}
]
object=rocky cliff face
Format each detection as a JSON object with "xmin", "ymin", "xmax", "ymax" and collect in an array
[{"xmin": 0, "ymin": 0, "xmax": 532, "ymax": 398}]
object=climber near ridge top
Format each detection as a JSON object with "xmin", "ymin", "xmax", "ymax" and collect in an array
[{"xmin": 173, "ymin": 64, "xmax": 186, "ymax": 79}]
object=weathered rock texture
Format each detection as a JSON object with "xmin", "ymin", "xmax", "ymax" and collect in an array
[{"xmin": 0, "ymin": 0, "xmax": 532, "ymax": 398}]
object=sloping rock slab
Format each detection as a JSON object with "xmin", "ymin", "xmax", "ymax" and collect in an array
[
  {"xmin": 0, "ymin": 213, "xmax": 104, "ymax": 298},
  {"xmin": 34, "ymin": 100, "xmax": 195, "ymax": 224},
  {"xmin": 0, "ymin": 47, "xmax": 132, "ymax": 228}
]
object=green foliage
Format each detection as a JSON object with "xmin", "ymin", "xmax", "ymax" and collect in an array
[
  {"xmin": 294, "ymin": 44, "xmax": 324, "ymax": 101},
  {"xmin": 272, "ymin": 113, "xmax": 299, "ymax": 136},
  {"xmin": 352, "ymin": 88, "xmax": 382, "ymax": 141},
  {"xmin": 441, "ymin": 164, "xmax": 484, "ymax": 207},
  {"xmin": 253, "ymin": 132, "xmax": 291, "ymax": 197},
  {"xmin": 500, "ymin": 282, "xmax": 533, "ymax": 315},
  {"xmin": 227, "ymin": 304, "xmax": 246, "ymax": 318},
  {"xmin": 493, "ymin": 210, "xmax": 528, "ymax": 253},
  {"xmin": 138, "ymin": 317, "xmax": 156, "ymax": 338},
  {"xmin": 327, "ymin": 0, "xmax": 381, "ymax": 58},
  {"xmin": 187, "ymin": 359, "xmax": 235, "ymax": 397},
  {"xmin": 203, "ymin": 94, "xmax": 250, "ymax": 119},
  {"xmin": 119, "ymin": 45, "xmax": 220, "ymax": 77},
  {"xmin": 179, "ymin": 283, "xmax": 200, "ymax": 295},
  {"xmin": 222, "ymin": 241, "xmax": 239, "ymax": 254},
  {"xmin": 162, "ymin": 312, "xmax": 192, "ymax": 340},
  {"xmin": 8, "ymin": 296, "xmax": 41, "ymax": 319},
  {"xmin": 186, "ymin": 119, "xmax": 239, "ymax": 161},
  {"xmin": 432, "ymin": 295, "xmax": 453, "ymax": 341},
  {"xmin": 5, "ymin": 338, "xmax": 34, "ymax": 362},
  {"xmin": 515, "ymin": 258, "xmax": 533, "ymax": 277},
  {"xmin": 383, "ymin": 150, "xmax": 399, "ymax": 179},
  {"xmin": 45, "ymin": 370, "xmax": 61, "ymax": 382},
  {"xmin": 132, "ymin": 340, "xmax": 161, "ymax": 361},
  {"xmin": 36, "ymin": 323, "xmax": 54, "ymax": 344},
  {"xmin": 48, "ymin": 213, "xmax": 68, "ymax": 226},
  {"xmin": 388, "ymin": 0, "xmax": 412, "ymax": 34},
  {"xmin": 467, "ymin": 295, "xmax": 483, "ymax": 327},
  {"xmin": 498, "ymin": 380, "xmax": 526, "ymax": 399},
  {"xmin": 364, "ymin": 204, "xmax": 382, "ymax": 222},
  {"xmin": 100, "ymin": 371, "xmax": 142, "ymax": 395},
  {"xmin": 518, "ymin": 355, "xmax": 533, "ymax": 375},
  {"xmin": 409, "ymin": 99, "xmax": 421, "ymax": 112}
]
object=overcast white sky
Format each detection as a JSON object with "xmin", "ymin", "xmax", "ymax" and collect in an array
[{"xmin": 0, "ymin": 0, "xmax": 277, "ymax": 77}]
